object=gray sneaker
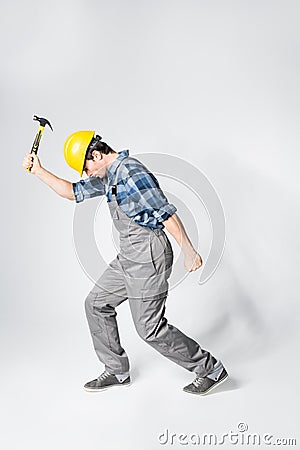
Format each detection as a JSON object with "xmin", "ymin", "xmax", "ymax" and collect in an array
[
  {"xmin": 84, "ymin": 370, "xmax": 131, "ymax": 392},
  {"xmin": 183, "ymin": 368, "xmax": 228, "ymax": 395}
]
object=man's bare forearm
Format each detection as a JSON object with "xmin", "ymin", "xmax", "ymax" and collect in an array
[
  {"xmin": 35, "ymin": 167, "xmax": 75, "ymax": 200},
  {"xmin": 162, "ymin": 213, "xmax": 195, "ymax": 255}
]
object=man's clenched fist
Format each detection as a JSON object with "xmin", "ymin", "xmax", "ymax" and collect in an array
[
  {"xmin": 22, "ymin": 152, "xmax": 42, "ymax": 174},
  {"xmin": 184, "ymin": 250, "xmax": 203, "ymax": 272}
]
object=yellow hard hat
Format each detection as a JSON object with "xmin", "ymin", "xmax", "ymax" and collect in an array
[{"xmin": 64, "ymin": 130, "xmax": 95, "ymax": 176}]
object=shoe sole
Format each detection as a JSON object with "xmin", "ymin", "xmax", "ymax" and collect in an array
[
  {"xmin": 183, "ymin": 373, "xmax": 229, "ymax": 396},
  {"xmin": 84, "ymin": 382, "xmax": 132, "ymax": 392}
]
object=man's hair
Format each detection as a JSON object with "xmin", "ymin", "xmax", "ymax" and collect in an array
[{"xmin": 85, "ymin": 134, "xmax": 115, "ymax": 160}]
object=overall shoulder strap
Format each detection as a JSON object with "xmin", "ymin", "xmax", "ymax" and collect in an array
[{"xmin": 107, "ymin": 156, "xmax": 141, "ymax": 196}]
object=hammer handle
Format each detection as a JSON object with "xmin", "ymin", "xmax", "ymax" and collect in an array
[{"xmin": 27, "ymin": 126, "xmax": 44, "ymax": 172}]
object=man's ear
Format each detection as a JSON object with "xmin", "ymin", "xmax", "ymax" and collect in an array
[{"xmin": 92, "ymin": 150, "xmax": 102, "ymax": 160}]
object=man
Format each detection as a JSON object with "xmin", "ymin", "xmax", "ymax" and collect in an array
[{"xmin": 22, "ymin": 130, "xmax": 228, "ymax": 395}]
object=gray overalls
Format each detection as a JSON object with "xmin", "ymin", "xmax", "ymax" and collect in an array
[{"xmin": 85, "ymin": 156, "xmax": 216, "ymax": 377}]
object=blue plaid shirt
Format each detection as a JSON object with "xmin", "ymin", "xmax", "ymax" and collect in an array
[{"xmin": 72, "ymin": 149, "xmax": 177, "ymax": 229}]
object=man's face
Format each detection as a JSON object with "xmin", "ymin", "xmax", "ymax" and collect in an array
[{"xmin": 83, "ymin": 151, "xmax": 106, "ymax": 177}]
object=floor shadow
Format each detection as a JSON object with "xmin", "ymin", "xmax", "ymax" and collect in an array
[
  {"xmin": 130, "ymin": 365, "xmax": 141, "ymax": 381},
  {"xmin": 192, "ymin": 265, "xmax": 277, "ymax": 365}
]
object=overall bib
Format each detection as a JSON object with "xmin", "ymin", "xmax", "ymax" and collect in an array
[{"xmin": 85, "ymin": 157, "xmax": 216, "ymax": 376}]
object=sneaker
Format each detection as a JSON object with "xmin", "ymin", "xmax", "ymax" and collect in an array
[
  {"xmin": 183, "ymin": 367, "xmax": 228, "ymax": 395},
  {"xmin": 84, "ymin": 370, "xmax": 131, "ymax": 392}
]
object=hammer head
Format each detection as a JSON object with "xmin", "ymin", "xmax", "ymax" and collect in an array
[{"xmin": 33, "ymin": 115, "xmax": 53, "ymax": 131}]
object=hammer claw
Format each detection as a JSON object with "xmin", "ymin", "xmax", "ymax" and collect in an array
[{"xmin": 33, "ymin": 115, "xmax": 53, "ymax": 131}]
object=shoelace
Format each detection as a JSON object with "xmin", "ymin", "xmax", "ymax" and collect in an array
[
  {"xmin": 97, "ymin": 370, "xmax": 111, "ymax": 381},
  {"xmin": 193, "ymin": 376, "xmax": 206, "ymax": 388}
]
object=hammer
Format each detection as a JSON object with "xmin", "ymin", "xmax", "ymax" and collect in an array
[{"xmin": 26, "ymin": 115, "xmax": 53, "ymax": 172}]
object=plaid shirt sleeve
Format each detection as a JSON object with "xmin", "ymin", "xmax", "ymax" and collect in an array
[
  {"xmin": 121, "ymin": 166, "xmax": 177, "ymax": 223},
  {"xmin": 72, "ymin": 177, "xmax": 106, "ymax": 203}
]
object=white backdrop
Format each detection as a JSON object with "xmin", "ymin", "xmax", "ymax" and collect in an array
[{"xmin": 1, "ymin": 1, "xmax": 299, "ymax": 449}]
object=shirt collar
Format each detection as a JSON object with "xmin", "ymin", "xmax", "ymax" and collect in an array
[{"xmin": 106, "ymin": 149, "xmax": 129, "ymax": 182}]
